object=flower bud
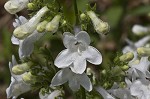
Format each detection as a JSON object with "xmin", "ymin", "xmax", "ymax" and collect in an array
[
  {"xmin": 12, "ymin": 62, "xmax": 34, "ymax": 75},
  {"xmin": 80, "ymin": 13, "xmax": 86, "ymax": 21},
  {"xmin": 13, "ymin": 6, "xmax": 49, "ymax": 39},
  {"xmin": 119, "ymin": 52, "xmax": 134, "ymax": 62},
  {"xmin": 27, "ymin": 3, "xmax": 35, "ymax": 10},
  {"xmin": 111, "ymin": 66, "xmax": 125, "ymax": 76},
  {"xmin": 121, "ymin": 65, "xmax": 129, "ymax": 71},
  {"xmin": 36, "ymin": 21, "xmax": 48, "ymax": 33},
  {"xmin": 87, "ymin": 11, "xmax": 110, "ymax": 35},
  {"xmin": 4, "ymin": 0, "xmax": 29, "ymax": 14},
  {"xmin": 119, "ymin": 82, "xmax": 126, "ymax": 88},
  {"xmin": 137, "ymin": 47, "xmax": 150, "ymax": 57},
  {"xmin": 22, "ymin": 72, "xmax": 36, "ymax": 84},
  {"xmin": 132, "ymin": 25, "xmax": 149, "ymax": 36},
  {"xmin": 61, "ymin": 20, "xmax": 67, "ymax": 26},
  {"xmin": 101, "ymin": 70, "xmax": 107, "ymax": 75},
  {"xmin": 46, "ymin": 15, "xmax": 61, "ymax": 33}
]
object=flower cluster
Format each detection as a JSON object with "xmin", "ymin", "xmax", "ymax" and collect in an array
[
  {"xmin": 5, "ymin": 0, "xmax": 150, "ymax": 99},
  {"xmin": 4, "ymin": 0, "xmax": 110, "ymax": 98}
]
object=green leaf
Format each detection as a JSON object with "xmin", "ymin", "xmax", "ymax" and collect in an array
[
  {"xmin": 104, "ymin": 6, "xmax": 123, "ymax": 28},
  {"xmin": 128, "ymin": 5, "xmax": 150, "ymax": 16}
]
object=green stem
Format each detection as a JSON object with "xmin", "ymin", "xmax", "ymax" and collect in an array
[
  {"xmin": 81, "ymin": 87, "xmax": 86, "ymax": 99},
  {"xmin": 73, "ymin": 0, "xmax": 79, "ymax": 25}
]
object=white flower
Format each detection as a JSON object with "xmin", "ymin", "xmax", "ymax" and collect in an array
[
  {"xmin": 107, "ymin": 78, "xmax": 134, "ymax": 99},
  {"xmin": 11, "ymin": 16, "xmax": 44, "ymax": 58},
  {"xmin": 130, "ymin": 79, "xmax": 150, "ymax": 99},
  {"xmin": 39, "ymin": 89, "xmax": 62, "ymax": 99},
  {"xmin": 122, "ymin": 36, "xmax": 150, "ymax": 80},
  {"xmin": 127, "ymin": 57, "xmax": 150, "ymax": 80},
  {"xmin": 51, "ymin": 68, "xmax": 92, "ymax": 91},
  {"xmin": 123, "ymin": 36, "xmax": 150, "ymax": 60},
  {"xmin": 4, "ymin": 0, "xmax": 30, "ymax": 14},
  {"xmin": 95, "ymin": 86, "xmax": 115, "ymax": 99},
  {"xmin": 13, "ymin": 6, "xmax": 48, "ymax": 39},
  {"xmin": 6, "ymin": 55, "xmax": 31, "ymax": 99},
  {"xmin": 132, "ymin": 24, "xmax": 149, "ymax": 36},
  {"xmin": 54, "ymin": 31, "xmax": 102, "ymax": 74}
]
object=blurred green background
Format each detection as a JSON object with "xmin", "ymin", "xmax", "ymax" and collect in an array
[{"xmin": 1, "ymin": 0, "xmax": 150, "ymax": 99}]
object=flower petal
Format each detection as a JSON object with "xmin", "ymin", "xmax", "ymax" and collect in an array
[
  {"xmin": 83, "ymin": 46, "xmax": 102, "ymax": 65},
  {"xmin": 68, "ymin": 76, "xmax": 80, "ymax": 91},
  {"xmin": 19, "ymin": 40, "xmax": 34, "ymax": 58},
  {"xmin": 70, "ymin": 55, "xmax": 86, "ymax": 74},
  {"xmin": 76, "ymin": 31, "xmax": 91, "ymax": 46},
  {"xmin": 51, "ymin": 68, "xmax": 72, "ymax": 86},
  {"xmin": 54, "ymin": 49, "xmax": 76, "ymax": 68},
  {"xmin": 96, "ymin": 86, "xmax": 115, "ymax": 99},
  {"xmin": 11, "ymin": 36, "xmax": 19, "ymax": 45},
  {"xmin": 78, "ymin": 73, "xmax": 92, "ymax": 91},
  {"xmin": 63, "ymin": 32, "xmax": 76, "ymax": 49},
  {"xmin": 135, "ymin": 36, "xmax": 150, "ymax": 48}
]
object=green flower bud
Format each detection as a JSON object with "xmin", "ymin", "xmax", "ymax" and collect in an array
[
  {"xmin": 103, "ymin": 82, "xmax": 109, "ymax": 88},
  {"xmin": 119, "ymin": 52, "xmax": 134, "ymax": 62},
  {"xmin": 80, "ymin": 13, "xmax": 86, "ymax": 21},
  {"xmin": 13, "ymin": 6, "xmax": 49, "ymax": 39},
  {"xmin": 137, "ymin": 47, "xmax": 150, "ymax": 57},
  {"xmin": 61, "ymin": 20, "xmax": 67, "ymax": 26},
  {"xmin": 121, "ymin": 65, "xmax": 129, "ymax": 71},
  {"xmin": 87, "ymin": 11, "xmax": 110, "ymax": 35},
  {"xmin": 111, "ymin": 66, "xmax": 125, "ymax": 76},
  {"xmin": 22, "ymin": 72, "xmax": 36, "ymax": 84},
  {"xmin": 12, "ymin": 62, "xmax": 34, "ymax": 75},
  {"xmin": 27, "ymin": 3, "xmax": 35, "ymax": 10},
  {"xmin": 119, "ymin": 82, "xmax": 126, "ymax": 88},
  {"xmin": 36, "ymin": 21, "xmax": 48, "ymax": 33},
  {"xmin": 101, "ymin": 70, "xmax": 106, "ymax": 75},
  {"xmin": 46, "ymin": 15, "xmax": 61, "ymax": 33}
]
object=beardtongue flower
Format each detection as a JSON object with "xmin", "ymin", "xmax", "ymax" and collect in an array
[
  {"xmin": 4, "ymin": 0, "xmax": 30, "ymax": 14},
  {"xmin": 13, "ymin": 6, "xmax": 48, "ymax": 39},
  {"xmin": 11, "ymin": 16, "xmax": 45, "ymax": 58},
  {"xmin": 6, "ymin": 55, "xmax": 31, "ymax": 99},
  {"xmin": 51, "ymin": 68, "xmax": 92, "ymax": 91},
  {"xmin": 54, "ymin": 31, "xmax": 102, "ymax": 74}
]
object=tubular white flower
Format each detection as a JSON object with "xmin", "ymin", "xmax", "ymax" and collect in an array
[
  {"xmin": 54, "ymin": 31, "xmax": 102, "ymax": 74},
  {"xmin": 13, "ymin": 6, "xmax": 49, "ymax": 39},
  {"xmin": 132, "ymin": 24, "xmax": 149, "ymax": 36},
  {"xmin": 51, "ymin": 68, "xmax": 92, "ymax": 92},
  {"xmin": 11, "ymin": 16, "xmax": 45, "ymax": 58},
  {"xmin": 87, "ymin": 11, "xmax": 109, "ymax": 35},
  {"xmin": 46, "ymin": 15, "xmax": 61, "ymax": 33},
  {"xmin": 6, "ymin": 55, "xmax": 31, "ymax": 99},
  {"xmin": 4, "ymin": 0, "xmax": 30, "ymax": 14}
]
